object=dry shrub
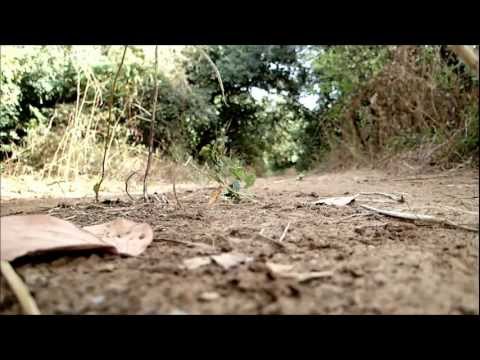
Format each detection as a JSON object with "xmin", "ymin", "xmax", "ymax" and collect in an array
[{"xmin": 326, "ymin": 46, "xmax": 478, "ymax": 172}]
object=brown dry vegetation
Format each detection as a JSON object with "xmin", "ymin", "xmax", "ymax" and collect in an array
[{"xmin": 324, "ymin": 46, "xmax": 479, "ymax": 171}]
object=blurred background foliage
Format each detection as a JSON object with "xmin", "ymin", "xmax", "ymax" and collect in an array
[{"xmin": 1, "ymin": 45, "xmax": 478, "ymax": 179}]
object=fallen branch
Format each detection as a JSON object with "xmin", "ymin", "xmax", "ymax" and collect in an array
[
  {"xmin": 359, "ymin": 204, "xmax": 479, "ymax": 232},
  {"xmin": 0, "ymin": 260, "xmax": 41, "ymax": 315}
]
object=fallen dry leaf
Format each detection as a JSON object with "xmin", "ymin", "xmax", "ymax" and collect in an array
[
  {"xmin": 183, "ymin": 256, "xmax": 212, "ymax": 270},
  {"xmin": 312, "ymin": 195, "xmax": 357, "ymax": 207},
  {"xmin": 211, "ymin": 252, "xmax": 254, "ymax": 270},
  {"xmin": 0, "ymin": 214, "xmax": 154, "ymax": 261},
  {"xmin": 1, "ymin": 215, "xmax": 113, "ymax": 261},
  {"xmin": 83, "ymin": 218, "xmax": 154, "ymax": 257}
]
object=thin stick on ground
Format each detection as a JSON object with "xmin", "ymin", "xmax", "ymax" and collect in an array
[
  {"xmin": 143, "ymin": 45, "xmax": 159, "ymax": 202},
  {"xmin": 278, "ymin": 222, "xmax": 291, "ymax": 242},
  {"xmin": 155, "ymin": 237, "xmax": 215, "ymax": 251},
  {"xmin": 125, "ymin": 171, "xmax": 138, "ymax": 201},
  {"xmin": 359, "ymin": 204, "xmax": 479, "ymax": 233},
  {"xmin": 256, "ymin": 229, "xmax": 287, "ymax": 251},
  {"xmin": 95, "ymin": 45, "xmax": 128, "ymax": 202},
  {"xmin": 359, "ymin": 192, "xmax": 405, "ymax": 203},
  {"xmin": 0, "ymin": 260, "xmax": 41, "ymax": 315},
  {"xmin": 172, "ymin": 163, "xmax": 183, "ymax": 209}
]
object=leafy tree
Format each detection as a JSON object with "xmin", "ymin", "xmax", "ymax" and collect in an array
[{"xmin": 182, "ymin": 45, "xmax": 311, "ymax": 168}]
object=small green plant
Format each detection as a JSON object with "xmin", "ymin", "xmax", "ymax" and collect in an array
[{"xmin": 198, "ymin": 137, "xmax": 256, "ymax": 203}]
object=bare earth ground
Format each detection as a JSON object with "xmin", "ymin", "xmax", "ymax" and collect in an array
[{"xmin": 1, "ymin": 168, "xmax": 479, "ymax": 314}]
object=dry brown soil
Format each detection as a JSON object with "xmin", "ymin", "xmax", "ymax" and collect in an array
[{"xmin": 1, "ymin": 168, "xmax": 478, "ymax": 314}]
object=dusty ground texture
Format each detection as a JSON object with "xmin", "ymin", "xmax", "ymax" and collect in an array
[{"xmin": 1, "ymin": 168, "xmax": 479, "ymax": 314}]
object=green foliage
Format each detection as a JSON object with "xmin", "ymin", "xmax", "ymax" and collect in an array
[
  {"xmin": 311, "ymin": 46, "xmax": 391, "ymax": 103},
  {"xmin": 231, "ymin": 165, "xmax": 256, "ymax": 188},
  {"xmin": 198, "ymin": 137, "xmax": 256, "ymax": 201},
  {"xmin": 2, "ymin": 45, "xmax": 477, "ymax": 178},
  {"xmin": 1, "ymin": 45, "xmax": 321, "ymax": 173},
  {"xmin": 182, "ymin": 45, "xmax": 311, "ymax": 168}
]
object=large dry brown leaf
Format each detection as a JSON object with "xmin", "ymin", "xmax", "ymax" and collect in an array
[
  {"xmin": 83, "ymin": 218, "xmax": 154, "ymax": 257},
  {"xmin": 0, "ymin": 215, "xmax": 153, "ymax": 261}
]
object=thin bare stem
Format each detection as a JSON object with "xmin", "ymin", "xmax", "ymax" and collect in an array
[
  {"xmin": 95, "ymin": 45, "xmax": 128, "ymax": 201},
  {"xmin": 125, "ymin": 171, "xmax": 138, "ymax": 201},
  {"xmin": 143, "ymin": 45, "xmax": 159, "ymax": 202},
  {"xmin": 172, "ymin": 164, "xmax": 183, "ymax": 209},
  {"xmin": 198, "ymin": 47, "xmax": 228, "ymax": 106}
]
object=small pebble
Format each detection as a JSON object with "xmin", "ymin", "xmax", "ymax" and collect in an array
[
  {"xmin": 98, "ymin": 263, "xmax": 116, "ymax": 272},
  {"xmin": 90, "ymin": 295, "xmax": 106, "ymax": 305},
  {"xmin": 199, "ymin": 291, "xmax": 221, "ymax": 302}
]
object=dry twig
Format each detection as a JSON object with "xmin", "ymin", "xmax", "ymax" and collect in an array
[
  {"xmin": 0, "ymin": 261, "xmax": 41, "ymax": 315},
  {"xmin": 155, "ymin": 237, "xmax": 216, "ymax": 251},
  {"xmin": 359, "ymin": 204, "xmax": 479, "ymax": 232},
  {"xmin": 278, "ymin": 222, "xmax": 291, "ymax": 242}
]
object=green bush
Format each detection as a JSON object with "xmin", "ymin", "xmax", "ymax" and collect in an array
[{"xmin": 1, "ymin": 45, "xmax": 477, "ymax": 177}]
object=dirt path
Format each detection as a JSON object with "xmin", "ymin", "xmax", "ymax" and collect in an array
[{"xmin": 1, "ymin": 169, "xmax": 478, "ymax": 314}]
